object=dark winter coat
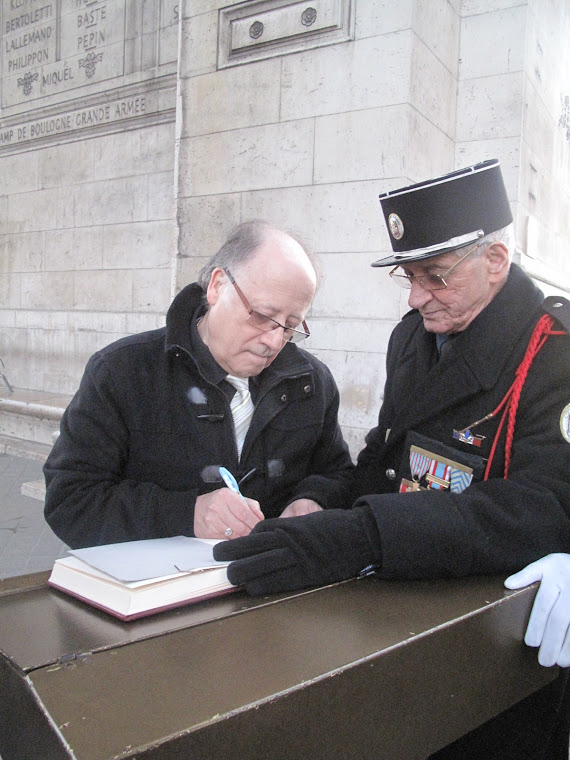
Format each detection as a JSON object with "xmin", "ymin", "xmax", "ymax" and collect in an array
[
  {"xmin": 44, "ymin": 284, "xmax": 354, "ymax": 548},
  {"xmin": 352, "ymin": 264, "xmax": 570, "ymax": 579}
]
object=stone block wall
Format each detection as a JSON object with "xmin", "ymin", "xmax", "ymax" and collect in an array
[
  {"xmin": 175, "ymin": 0, "xmax": 461, "ymax": 454},
  {"xmin": 1, "ymin": 0, "xmax": 568, "ymax": 457},
  {"xmin": 0, "ymin": 0, "xmax": 179, "ymax": 394},
  {"xmin": 519, "ymin": 0, "xmax": 570, "ymax": 291},
  {"xmin": 456, "ymin": 0, "xmax": 570, "ymax": 296}
]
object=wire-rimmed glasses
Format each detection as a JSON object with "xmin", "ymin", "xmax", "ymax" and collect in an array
[
  {"xmin": 224, "ymin": 269, "xmax": 310, "ymax": 343},
  {"xmin": 389, "ymin": 242, "xmax": 483, "ymax": 291}
]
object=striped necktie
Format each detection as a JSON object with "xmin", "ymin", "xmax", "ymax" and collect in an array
[{"xmin": 226, "ymin": 375, "xmax": 254, "ymax": 459}]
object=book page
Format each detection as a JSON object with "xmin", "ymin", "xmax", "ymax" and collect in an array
[{"xmin": 69, "ymin": 536, "xmax": 228, "ymax": 582}]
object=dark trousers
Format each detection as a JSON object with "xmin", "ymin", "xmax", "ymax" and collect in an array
[{"xmin": 429, "ymin": 671, "xmax": 570, "ymax": 760}]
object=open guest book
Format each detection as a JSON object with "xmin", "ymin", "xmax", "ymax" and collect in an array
[{"xmin": 48, "ymin": 536, "xmax": 236, "ymax": 621}]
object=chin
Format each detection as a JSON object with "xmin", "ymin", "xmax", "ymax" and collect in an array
[
  {"xmin": 422, "ymin": 319, "xmax": 448, "ymax": 333},
  {"xmin": 237, "ymin": 354, "xmax": 275, "ymax": 376}
]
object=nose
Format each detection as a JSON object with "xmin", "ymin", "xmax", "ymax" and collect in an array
[
  {"xmin": 407, "ymin": 280, "xmax": 433, "ymax": 310},
  {"xmin": 259, "ymin": 327, "xmax": 286, "ymax": 352}
]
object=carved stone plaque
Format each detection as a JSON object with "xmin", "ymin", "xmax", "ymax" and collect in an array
[
  {"xmin": 2, "ymin": 0, "xmax": 126, "ymax": 108},
  {"xmin": 218, "ymin": 0, "xmax": 353, "ymax": 68}
]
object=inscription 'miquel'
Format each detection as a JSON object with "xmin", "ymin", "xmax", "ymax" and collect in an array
[{"xmin": 42, "ymin": 66, "xmax": 74, "ymax": 86}]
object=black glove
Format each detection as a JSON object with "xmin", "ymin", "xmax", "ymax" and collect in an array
[{"xmin": 213, "ymin": 507, "xmax": 382, "ymax": 596}]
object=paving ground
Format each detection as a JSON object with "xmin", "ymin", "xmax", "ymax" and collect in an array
[
  {"xmin": 0, "ymin": 455, "xmax": 69, "ymax": 760},
  {"xmin": 0, "ymin": 453, "xmax": 69, "ymax": 578}
]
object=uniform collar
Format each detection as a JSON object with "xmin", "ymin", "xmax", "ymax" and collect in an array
[
  {"xmin": 451, "ymin": 263, "xmax": 544, "ymax": 390},
  {"xmin": 385, "ymin": 265, "xmax": 544, "ymax": 442}
]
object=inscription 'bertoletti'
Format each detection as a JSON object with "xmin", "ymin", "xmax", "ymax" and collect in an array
[{"xmin": 4, "ymin": 1, "xmax": 55, "ymax": 73}]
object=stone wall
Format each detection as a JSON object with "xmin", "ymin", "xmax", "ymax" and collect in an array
[
  {"xmin": 175, "ymin": 0, "xmax": 461, "ymax": 454},
  {"xmin": 0, "ymin": 1, "xmax": 179, "ymax": 394},
  {"xmin": 1, "ymin": 0, "xmax": 569, "ymax": 456},
  {"xmin": 456, "ymin": 0, "xmax": 570, "ymax": 295}
]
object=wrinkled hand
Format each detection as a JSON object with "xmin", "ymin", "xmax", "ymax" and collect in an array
[
  {"xmin": 505, "ymin": 553, "xmax": 570, "ymax": 667},
  {"xmin": 279, "ymin": 499, "xmax": 323, "ymax": 518},
  {"xmin": 213, "ymin": 507, "xmax": 381, "ymax": 596},
  {"xmin": 194, "ymin": 488, "xmax": 264, "ymax": 540}
]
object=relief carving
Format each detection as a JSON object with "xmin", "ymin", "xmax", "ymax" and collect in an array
[
  {"xmin": 79, "ymin": 51, "xmax": 104, "ymax": 79},
  {"xmin": 218, "ymin": 0, "xmax": 353, "ymax": 69},
  {"xmin": 249, "ymin": 21, "xmax": 264, "ymax": 39},
  {"xmin": 17, "ymin": 71, "xmax": 38, "ymax": 96},
  {"xmin": 301, "ymin": 7, "xmax": 317, "ymax": 26}
]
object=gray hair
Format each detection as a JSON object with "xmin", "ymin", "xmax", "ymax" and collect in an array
[
  {"xmin": 454, "ymin": 223, "xmax": 515, "ymax": 261},
  {"xmin": 480, "ymin": 223, "xmax": 515, "ymax": 259},
  {"xmin": 197, "ymin": 220, "xmax": 315, "ymax": 292}
]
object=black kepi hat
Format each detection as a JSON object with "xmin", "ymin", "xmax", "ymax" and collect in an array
[{"xmin": 373, "ymin": 159, "xmax": 513, "ymax": 267}]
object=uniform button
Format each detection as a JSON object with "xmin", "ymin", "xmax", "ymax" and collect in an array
[
  {"xmin": 280, "ymin": 394, "xmax": 287, "ymax": 402},
  {"xmin": 303, "ymin": 384, "xmax": 311, "ymax": 393},
  {"xmin": 386, "ymin": 468, "xmax": 396, "ymax": 480}
]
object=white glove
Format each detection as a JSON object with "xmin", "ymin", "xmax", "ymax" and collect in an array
[{"xmin": 505, "ymin": 554, "xmax": 570, "ymax": 668}]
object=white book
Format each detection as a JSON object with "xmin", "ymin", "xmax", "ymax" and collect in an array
[{"xmin": 48, "ymin": 536, "xmax": 236, "ymax": 621}]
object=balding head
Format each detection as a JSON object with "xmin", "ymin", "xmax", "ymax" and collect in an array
[
  {"xmin": 197, "ymin": 221, "xmax": 317, "ymax": 377},
  {"xmin": 198, "ymin": 220, "xmax": 316, "ymax": 294}
]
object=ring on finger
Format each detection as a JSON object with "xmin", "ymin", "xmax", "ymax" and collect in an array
[{"xmin": 224, "ymin": 527, "xmax": 233, "ymax": 537}]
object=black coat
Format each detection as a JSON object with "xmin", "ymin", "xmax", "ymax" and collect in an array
[
  {"xmin": 353, "ymin": 264, "xmax": 570, "ymax": 579},
  {"xmin": 44, "ymin": 284, "xmax": 354, "ymax": 548}
]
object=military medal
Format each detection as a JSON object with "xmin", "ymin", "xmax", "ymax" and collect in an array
[
  {"xmin": 453, "ymin": 411, "xmax": 495, "ymax": 447},
  {"xmin": 400, "ymin": 445, "xmax": 473, "ymax": 494},
  {"xmin": 400, "ymin": 448, "xmax": 430, "ymax": 492},
  {"xmin": 453, "ymin": 428, "xmax": 485, "ymax": 446},
  {"xmin": 425, "ymin": 459, "xmax": 451, "ymax": 489}
]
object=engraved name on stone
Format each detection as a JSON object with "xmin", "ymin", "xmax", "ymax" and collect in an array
[
  {"xmin": 2, "ymin": 0, "xmax": 126, "ymax": 108},
  {"xmin": 0, "ymin": 92, "xmax": 153, "ymax": 148},
  {"xmin": 3, "ymin": 1, "xmax": 57, "ymax": 78}
]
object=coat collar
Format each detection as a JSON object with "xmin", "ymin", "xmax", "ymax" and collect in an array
[
  {"xmin": 450, "ymin": 263, "xmax": 544, "ymax": 390},
  {"xmin": 387, "ymin": 264, "xmax": 544, "ymax": 440},
  {"xmin": 163, "ymin": 282, "xmax": 314, "ymax": 388}
]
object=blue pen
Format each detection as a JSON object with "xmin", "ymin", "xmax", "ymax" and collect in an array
[{"xmin": 219, "ymin": 466, "xmax": 247, "ymax": 503}]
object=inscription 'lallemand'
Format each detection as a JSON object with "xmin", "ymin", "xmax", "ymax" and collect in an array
[{"xmin": 3, "ymin": 0, "xmax": 56, "ymax": 74}]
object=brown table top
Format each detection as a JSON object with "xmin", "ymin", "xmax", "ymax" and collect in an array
[{"xmin": 0, "ymin": 572, "xmax": 554, "ymax": 760}]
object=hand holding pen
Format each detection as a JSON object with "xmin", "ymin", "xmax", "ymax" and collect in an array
[{"xmin": 193, "ymin": 467, "xmax": 264, "ymax": 540}]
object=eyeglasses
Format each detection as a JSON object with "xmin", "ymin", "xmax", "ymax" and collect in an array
[
  {"xmin": 389, "ymin": 242, "xmax": 483, "ymax": 291},
  {"xmin": 224, "ymin": 269, "xmax": 310, "ymax": 343}
]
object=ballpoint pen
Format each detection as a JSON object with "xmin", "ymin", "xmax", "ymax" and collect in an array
[{"xmin": 218, "ymin": 466, "xmax": 248, "ymax": 504}]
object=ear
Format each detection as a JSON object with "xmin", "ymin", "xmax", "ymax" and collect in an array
[
  {"xmin": 205, "ymin": 268, "xmax": 227, "ymax": 306},
  {"xmin": 484, "ymin": 242, "xmax": 510, "ymax": 283}
]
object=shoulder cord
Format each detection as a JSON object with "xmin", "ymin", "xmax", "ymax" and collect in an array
[{"xmin": 484, "ymin": 314, "xmax": 566, "ymax": 480}]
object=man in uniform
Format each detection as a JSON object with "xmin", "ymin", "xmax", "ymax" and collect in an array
[
  {"xmin": 44, "ymin": 220, "xmax": 354, "ymax": 548},
  {"xmin": 215, "ymin": 160, "xmax": 570, "ymax": 759}
]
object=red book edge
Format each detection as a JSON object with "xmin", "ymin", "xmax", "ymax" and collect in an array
[{"xmin": 48, "ymin": 579, "xmax": 240, "ymax": 622}]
